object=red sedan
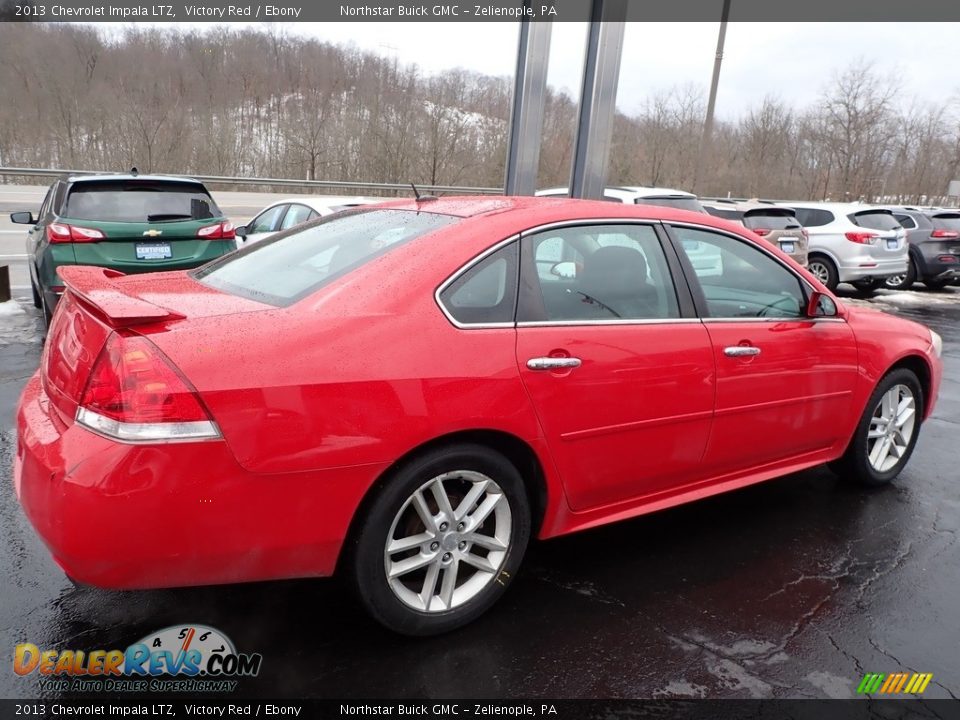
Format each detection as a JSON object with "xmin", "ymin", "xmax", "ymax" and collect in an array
[{"xmin": 15, "ymin": 197, "xmax": 943, "ymax": 635}]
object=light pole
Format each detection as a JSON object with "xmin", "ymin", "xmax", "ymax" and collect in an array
[{"xmin": 694, "ymin": 0, "xmax": 731, "ymax": 194}]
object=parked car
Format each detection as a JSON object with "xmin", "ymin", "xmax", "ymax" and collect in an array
[
  {"xmin": 783, "ymin": 203, "xmax": 908, "ymax": 292},
  {"xmin": 702, "ymin": 200, "xmax": 809, "ymax": 266},
  {"xmin": 880, "ymin": 207, "xmax": 960, "ymax": 290},
  {"xmin": 235, "ymin": 196, "xmax": 383, "ymax": 247},
  {"xmin": 11, "ymin": 173, "xmax": 236, "ymax": 323},
  {"xmin": 16, "ymin": 197, "xmax": 942, "ymax": 635},
  {"xmin": 537, "ymin": 185, "xmax": 707, "ymax": 213}
]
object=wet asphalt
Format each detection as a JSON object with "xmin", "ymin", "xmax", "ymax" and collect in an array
[{"xmin": 0, "ymin": 287, "xmax": 958, "ymax": 700}]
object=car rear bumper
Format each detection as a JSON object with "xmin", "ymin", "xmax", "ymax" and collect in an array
[
  {"xmin": 837, "ymin": 254, "xmax": 908, "ymax": 282},
  {"xmin": 14, "ymin": 374, "xmax": 386, "ymax": 589}
]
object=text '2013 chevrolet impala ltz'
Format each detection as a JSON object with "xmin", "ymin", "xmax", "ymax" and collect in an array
[{"xmin": 14, "ymin": 197, "xmax": 943, "ymax": 635}]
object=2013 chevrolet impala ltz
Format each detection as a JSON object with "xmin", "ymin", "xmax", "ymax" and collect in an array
[{"xmin": 14, "ymin": 197, "xmax": 943, "ymax": 635}]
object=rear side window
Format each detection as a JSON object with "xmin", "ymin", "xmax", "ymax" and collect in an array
[
  {"xmin": 793, "ymin": 208, "xmax": 834, "ymax": 227},
  {"xmin": 438, "ymin": 243, "xmax": 518, "ymax": 326},
  {"xmin": 64, "ymin": 181, "xmax": 221, "ymax": 222},
  {"xmin": 850, "ymin": 211, "xmax": 901, "ymax": 231},
  {"xmin": 635, "ymin": 197, "xmax": 705, "ymax": 213},
  {"xmin": 742, "ymin": 211, "xmax": 801, "ymax": 230},
  {"xmin": 894, "ymin": 214, "xmax": 917, "ymax": 229},
  {"xmin": 195, "ymin": 209, "xmax": 458, "ymax": 306}
]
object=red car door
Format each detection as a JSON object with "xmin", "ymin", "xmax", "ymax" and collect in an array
[
  {"xmin": 669, "ymin": 224, "xmax": 859, "ymax": 474},
  {"xmin": 515, "ymin": 223, "xmax": 716, "ymax": 511}
]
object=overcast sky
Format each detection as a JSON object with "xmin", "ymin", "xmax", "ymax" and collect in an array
[{"xmin": 145, "ymin": 22, "xmax": 958, "ymax": 117}]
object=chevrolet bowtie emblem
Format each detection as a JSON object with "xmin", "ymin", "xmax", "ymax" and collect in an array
[{"xmin": 142, "ymin": 229, "xmax": 163, "ymax": 237}]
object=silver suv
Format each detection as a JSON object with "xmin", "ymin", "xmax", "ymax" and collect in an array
[{"xmin": 784, "ymin": 203, "xmax": 908, "ymax": 292}]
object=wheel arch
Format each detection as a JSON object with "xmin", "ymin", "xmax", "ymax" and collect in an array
[
  {"xmin": 887, "ymin": 354, "xmax": 932, "ymax": 418},
  {"xmin": 335, "ymin": 428, "xmax": 550, "ymax": 575}
]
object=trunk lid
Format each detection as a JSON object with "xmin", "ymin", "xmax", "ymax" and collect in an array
[{"xmin": 42, "ymin": 267, "xmax": 268, "ymax": 425}]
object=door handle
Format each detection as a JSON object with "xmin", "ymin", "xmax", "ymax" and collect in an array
[
  {"xmin": 527, "ymin": 357, "xmax": 582, "ymax": 371},
  {"xmin": 724, "ymin": 346, "xmax": 761, "ymax": 357}
]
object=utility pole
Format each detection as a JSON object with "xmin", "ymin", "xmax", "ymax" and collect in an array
[{"xmin": 694, "ymin": 0, "xmax": 731, "ymax": 194}]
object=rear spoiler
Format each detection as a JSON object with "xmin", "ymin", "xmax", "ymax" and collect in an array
[{"xmin": 57, "ymin": 266, "xmax": 185, "ymax": 326}]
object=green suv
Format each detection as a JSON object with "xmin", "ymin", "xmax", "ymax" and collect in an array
[{"xmin": 11, "ymin": 173, "xmax": 236, "ymax": 323}]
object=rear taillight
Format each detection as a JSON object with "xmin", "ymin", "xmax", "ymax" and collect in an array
[
  {"xmin": 931, "ymin": 229, "xmax": 960, "ymax": 239},
  {"xmin": 845, "ymin": 232, "xmax": 878, "ymax": 244},
  {"xmin": 46, "ymin": 223, "xmax": 106, "ymax": 244},
  {"xmin": 197, "ymin": 221, "xmax": 235, "ymax": 240},
  {"xmin": 76, "ymin": 332, "xmax": 220, "ymax": 442},
  {"xmin": 752, "ymin": 228, "xmax": 771, "ymax": 237}
]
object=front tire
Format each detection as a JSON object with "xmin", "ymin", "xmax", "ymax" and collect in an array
[
  {"xmin": 851, "ymin": 278, "xmax": 879, "ymax": 297},
  {"xmin": 831, "ymin": 369, "xmax": 923, "ymax": 487},
  {"xmin": 348, "ymin": 444, "xmax": 531, "ymax": 636}
]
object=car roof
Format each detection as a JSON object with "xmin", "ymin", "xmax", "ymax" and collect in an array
[
  {"xmin": 365, "ymin": 195, "xmax": 718, "ymax": 225},
  {"xmin": 66, "ymin": 174, "xmax": 204, "ymax": 185},
  {"xmin": 537, "ymin": 186, "xmax": 698, "ymax": 201},
  {"xmin": 782, "ymin": 201, "xmax": 891, "ymax": 213}
]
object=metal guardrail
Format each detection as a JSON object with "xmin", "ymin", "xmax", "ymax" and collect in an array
[{"xmin": 0, "ymin": 167, "xmax": 503, "ymax": 196}]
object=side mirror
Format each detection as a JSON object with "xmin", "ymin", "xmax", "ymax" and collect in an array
[
  {"xmin": 550, "ymin": 261, "xmax": 578, "ymax": 279},
  {"xmin": 234, "ymin": 225, "xmax": 248, "ymax": 239},
  {"xmin": 807, "ymin": 290, "xmax": 838, "ymax": 318},
  {"xmin": 10, "ymin": 211, "xmax": 35, "ymax": 225}
]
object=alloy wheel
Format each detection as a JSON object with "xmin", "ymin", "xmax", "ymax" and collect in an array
[
  {"xmin": 808, "ymin": 261, "xmax": 830, "ymax": 285},
  {"xmin": 866, "ymin": 384, "xmax": 917, "ymax": 473},
  {"xmin": 384, "ymin": 470, "xmax": 511, "ymax": 613}
]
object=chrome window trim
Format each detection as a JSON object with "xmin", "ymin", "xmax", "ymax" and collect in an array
[
  {"xmin": 517, "ymin": 318, "xmax": 701, "ymax": 328},
  {"xmin": 436, "ymin": 218, "xmax": 846, "ymax": 329},
  {"xmin": 435, "ymin": 233, "xmax": 521, "ymax": 330}
]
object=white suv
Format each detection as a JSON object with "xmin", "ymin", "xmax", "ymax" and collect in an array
[
  {"xmin": 537, "ymin": 186, "xmax": 706, "ymax": 213},
  {"xmin": 783, "ymin": 203, "xmax": 908, "ymax": 291}
]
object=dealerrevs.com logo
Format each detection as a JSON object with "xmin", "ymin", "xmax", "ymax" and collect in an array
[{"xmin": 14, "ymin": 625, "xmax": 262, "ymax": 693}]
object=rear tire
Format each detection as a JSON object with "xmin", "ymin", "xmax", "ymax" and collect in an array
[
  {"xmin": 807, "ymin": 255, "xmax": 839, "ymax": 291},
  {"xmin": 30, "ymin": 276, "xmax": 42, "ymax": 309},
  {"xmin": 884, "ymin": 258, "xmax": 916, "ymax": 291},
  {"xmin": 924, "ymin": 278, "xmax": 951, "ymax": 291},
  {"xmin": 851, "ymin": 278, "xmax": 879, "ymax": 297},
  {"xmin": 348, "ymin": 443, "xmax": 531, "ymax": 636},
  {"xmin": 830, "ymin": 369, "xmax": 923, "ymax": 487}
]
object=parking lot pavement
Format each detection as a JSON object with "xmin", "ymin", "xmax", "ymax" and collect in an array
[{"xmin": 1, "ymin": 288, "xmax": 958, "ymax": 700}]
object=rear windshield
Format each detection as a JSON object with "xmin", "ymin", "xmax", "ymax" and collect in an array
[
  {"xmin": 742, "ymin": 210, "xmax": 801, "ymax": 230},
  {"xmin": 850, "ymin": 211, "xmax": 901, "ymax": 231},
  {"xmin": 65, "ymin": 181, "xmax": 221, "ymax": 223},
  {"xmin": 194, "ymin": 209, "xmax": 458, "ymax": 306},
  {"xmin": 635, "ymin": 197, "xmax": 705, "ymax": 213},
  {"xmin": 705, "ymin": 207, "xmax": 742, "ymax": 221},
  {"xmin": 931, "ymin": 214, "xmax": 960, "ymax": 231}
]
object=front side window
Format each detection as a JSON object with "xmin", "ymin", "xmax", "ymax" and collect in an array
[
  {"xmin": 196, "ymin": 209, "xmax": 458, "ymax": 306},
  {"xmin": 280, "ymin": 203, "xmax": 313, "ymax": 230},
  {"xmin": 671, "ymin": 226, "xmax": 806, "ymax": 319},
  {"xmin": 438, "ymin": 243, "xmax": 518, "ymax": 326},
  {"xmin": 520, "ymin": 224, "xmax": 680, "ymax": 322}
]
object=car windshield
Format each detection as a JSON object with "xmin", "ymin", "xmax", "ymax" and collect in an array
[
  {"xmin": 194, "ymin": 209, "xmax": 459, "ymax": 306},
  {"xmin": 742, "ymin": 211, "xmax": 801, "ymax": 230},
  {"xmin": 64, "ymin": 181, "xmax": 221, "ymax": 222},
  {"xmin": 635, "ymin": 197, "xmax": 705, "ymax": 213},
  {"xmin": 850, "ymin": 211, "xmax": 901, "ymax": 231}
]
